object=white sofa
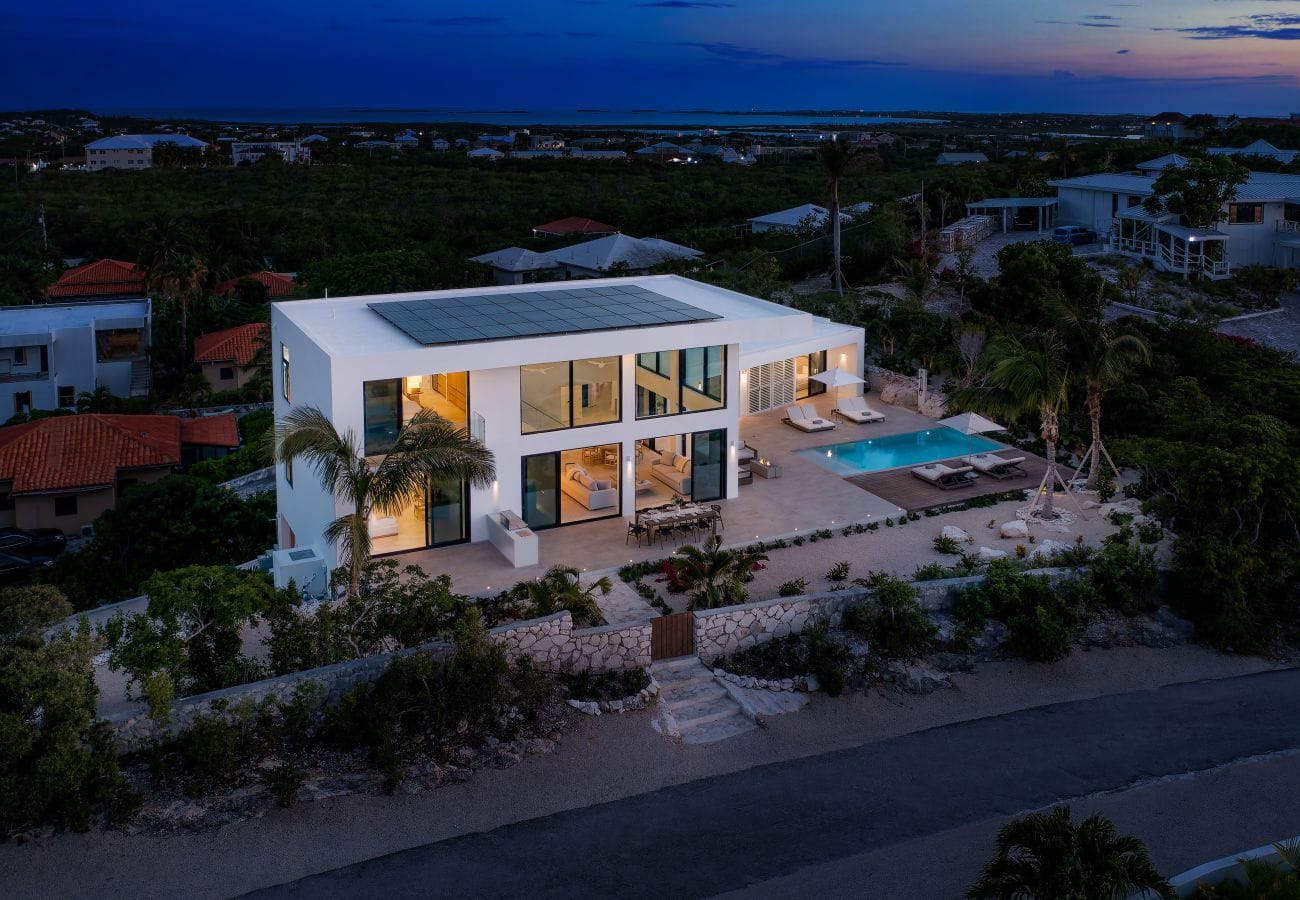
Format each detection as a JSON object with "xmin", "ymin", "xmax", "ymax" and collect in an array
[
  {"xmin": 648, "ymin": 450, "xmax": 692, "ymax": 494},
  {"xmin": 368, "ymin": 514, "xmax": 399, "ymax": 538},
  {"xmin": 560, "ymin": 464, "xmax": 618, "ymax": 511}
]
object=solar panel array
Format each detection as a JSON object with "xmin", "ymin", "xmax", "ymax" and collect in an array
[{"xmin": 368, "ymin": 284, "xmax": 720, "ymax": 346}]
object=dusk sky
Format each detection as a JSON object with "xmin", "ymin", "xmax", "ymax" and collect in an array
[{"xmin": 3, "ymin": 1, "xmax": 1298, "ymax": 115}]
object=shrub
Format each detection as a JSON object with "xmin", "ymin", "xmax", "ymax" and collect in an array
[
  {"xmin": 843, "ymin": 574, "xmax": 937, "ymax": 659},
  {"xmin": 1076, "ymin": 532, "xmax": 1159, "ymax": 616},
  {"xmin": 826, "ymin": 561, "xmax": 851, "ymax": 582},
  {"xmin": 1137, "ymin": 519, "xmax": 1162, "ymax": 544},
  {"xmin": 716, "ymin": 619, "xmax": 851, "ymax": 696},
  {"xmin": 263, "ymin": 762, "xmax": 305, "ymax": 809},
  {"xmin": 560, "ymin": 668, "xmax": 649, "ymax": 702},
  {"xmin": 778, "ymin": 578, "xmax": 809, "ymax": 597},
  {"xmin": 1094, "ymin": 470, "xmax": 1116, "ymax": 503},
  {"xmin": 913, "ymin": 562, "xmax": 953, "ymax": 581},
  {"xmin": 956, "ymin": 560, "xmax": 1074, "ymax": 662},
  {"xmin": 932, "ymin": 535, "xmax": 962, "ymax": 555}
]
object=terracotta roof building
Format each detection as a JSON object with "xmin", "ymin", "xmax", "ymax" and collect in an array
[
  {"xmin": 532, "ymin": 217, "xmax": 620, "ymax": 238},
  {"xmin": 47, "ymin": 259, "xmax": 146, "ymax": 300},
  {"xmin": 193, "ymin": 323, "xmax": 270, "ymax": 392},
  {"xmin": 0, "ymin": 413, "xmax": 239, "ymax": 534},
  {"xmin": 214, "ymin": 271, "xmax": 296, "ymax": 300}
]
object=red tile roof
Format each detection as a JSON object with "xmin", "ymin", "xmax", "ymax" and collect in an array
[
  {"xmin": 214, "ymin": 271, "xmax": 296, "ymax": 299},
  {"xmin": 532, "ymin": 216, "xmax": 619, "ymax": 237},
  {"xmin": 0, "ymin": 413, "xmax": 238, "ymax": 494},
  {"xmin": 47, "ymin": 259, "xmax": 146, "ymax": 299},
  {"xmin": 193, "ymin": 322, "xmax": 270, "ymax": 366}
]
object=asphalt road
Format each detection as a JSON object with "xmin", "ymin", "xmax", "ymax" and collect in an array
[{"xmin": 248, "ymin": 667, "xmax": 1300, "ymax": 900}]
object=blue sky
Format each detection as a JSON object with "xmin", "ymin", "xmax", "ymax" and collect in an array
[{"xmin": 1, "ymin": 1, "xmax": 1297, "ymax": 114}]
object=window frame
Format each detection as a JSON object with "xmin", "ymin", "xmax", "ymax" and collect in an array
[
  {"xmin": 280, "ymin": 343, "xmax": 291, "ymax": 402},
  {"xmin": 634, "ymin": 345, "xmax": 727, "ymax": 421},
  {"xmin": 519, "ymin": 356, "xmax": 622, "ymax": 435},
  {"xmin": 1227, "ymin": 202, "xmax": 1264, "ymax": 225},
  {"xmin": 54, "ymin": 495, "xmax": 78, "ymax": 517}
]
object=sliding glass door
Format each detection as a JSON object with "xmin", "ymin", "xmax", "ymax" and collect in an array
[
  {"xmin": 521, "ymin": 454, "xmax": 560, "ymax": 529},
  {"xmin": 690, "ymin": 429, "xmax": 726, "ymax": 503},
  {"xmin": 427, "ymin": 478, "xmax": 469, "ymax": 547}
]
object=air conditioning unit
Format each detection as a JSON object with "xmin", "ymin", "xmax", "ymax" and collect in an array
[{"xmin": 271, "ymin": 546, "xmax": 328, "ymax": 598}]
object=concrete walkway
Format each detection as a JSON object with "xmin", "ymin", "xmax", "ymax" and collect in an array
[{"xmin": 248, "ymin": 667, "xmax": 1300, "ymax": 899}]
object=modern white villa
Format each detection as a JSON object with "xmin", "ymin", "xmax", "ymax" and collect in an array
[
  {"xmin": 270, "ymin": 275, "xmax": 862, "ymax": 585},
  {"xmin": 1050, "ymin": 168, "xmax": 1300, "ymax": 278}
]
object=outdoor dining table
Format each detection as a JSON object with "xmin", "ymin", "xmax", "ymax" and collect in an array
[{"xmin": 636, "ymin": 504, "xmax": 719, "ymax": 544}]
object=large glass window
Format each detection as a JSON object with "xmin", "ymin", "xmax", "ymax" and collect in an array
[
  {"xmin": 522, "ymin": 443, "xmax": 621, "ymax": 529},
  {"xmin": 635, "ymin": 345, "xmax": 726, "ymax": 420},
  {"xmin": 520, "ymin": 356, "xmax": 620, "ymax": 433},
  {"xmin": 521, "ymin": 454, "xmax": 560, "ymax": 529},
  {"xmin": 796, "ymin": 350, "xmax": 827, "ymax": 400},
  {"xmin": 690, "ymin": 429, "xmax": 726, "ymax": 502},
  {"xmin": 363, "ymin": 379, "xmax": 403, "ymax": 456}
]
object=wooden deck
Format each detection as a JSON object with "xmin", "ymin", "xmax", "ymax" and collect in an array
[{"xmin": 846, "ymin": 450, "xmax": 1048, "ymax": 513}]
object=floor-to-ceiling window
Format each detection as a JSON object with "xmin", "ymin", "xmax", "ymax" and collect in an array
[
  {"xmin": 795, "ymin": 350, "xmax": 827, "ymax": 400},
  {"xmin": 521, "ymin": 356, "xmax": 620, "ymax": 433},
  {"xmin": 635, "ymin": 345, "xmax": 726, "ymax": 420},
  {"xmin": 521, "ymin": 442, "xmax": 621, "ymax": 529},
  {"xmin": 690, "ymin": 429, "xmax": 726, "ymax": 502},
  {"xmin": 633, "ymin": 430, "xmax": 727, "ymax": 508},
  {"xmin": 363, "ymin": 378, "xmax": 403, "ymax": 456}
]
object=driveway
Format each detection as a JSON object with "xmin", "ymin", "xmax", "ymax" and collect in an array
[
  {"xmin": 1214, "ymin": 292, "xmax": 1300, "ymax": 356},
  {"xmin": 250, "ymin": 667, "xmax": 1300, "ymax": 899}
]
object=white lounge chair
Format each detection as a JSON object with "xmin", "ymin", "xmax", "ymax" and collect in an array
[
  {"xmin": 783, "ymin": 405, "xmax": 836, "ymax": 433},
  {"xmin": 911, "ymin": 463, "xmax": 977, "ymax": 490},
  {"xmin": 968, "ymin": 453, "xmax": 1027, "ymax": 479},
  {"xmin": 833, "ymin": 395, "xmax": 886, "ymax": 424}
]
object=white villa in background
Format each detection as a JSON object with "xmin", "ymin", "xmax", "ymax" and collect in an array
[
  {"xmin": 1207, "ymin": 140, "xmax": 1298, "ymax": 165},
  {"xmin": 84, "ymin": 134, "xmax": 208, "ymax": 170},
  {"xmin": 471, "ymin": 235, "xmax": 702, "ymax": 284},
  {"xmin": 1049, "ymin": 165, "xmax": 1300, "ymax": 278},
  {"xmin": 231, "ymin": 141, "xmax": 312, "ymax": 165},
  {"xmin": 270, "ymin": 275, "xmax": 862, "ymax": 587},
  {"xmin": 0, "ymin": 299, "xmax": 152, "ymax": 415},
  {"xmin": 746, "ymin": 202, "xmax": 872, "ymax": 234}
]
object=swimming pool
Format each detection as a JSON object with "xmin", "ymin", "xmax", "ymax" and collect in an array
[{"xmin": 793, "ymin": 427, "xmax": 1004, "ymax": 476}]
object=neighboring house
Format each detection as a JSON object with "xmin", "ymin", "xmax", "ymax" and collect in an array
[
  {"xmin": 543, "ymin": 234, "xmax": 702, "ymax": 278},
  {"xmin": 936, "ymin": 152, "xmax": 988, "ymax": 166},
  {"xmin": 1143, "ymin": 112, "xmax": 1201, "ymax": 142},
  {"xmin": 193, "ymin": 323, "xmax": 270, "ymax": 392},
  {"xmin": 532, "ymin": 217, "xmax": 620, "ymax": 239},
  {"xmin": 568, "ymin": 149, "xmax": 628, "ymax": 160},
  {"xmin": 476, "ymin": 132, "xmax": 516, "ymax": 147},
  {"xmin": 467, "ymin": 147, "xmax": 504, "ymax": 160},
  {"xmin": 232, "ymin": 141, "xmax": 311, "ymax": 165},
  {"xmin": 530, "ymin": 135, "xmax": 564, "ymax": 150},
  {"xmin": 430, "ymin": 137, "xmax": 450, "ymax": 151},
  {"xmin": 354, "ymin": 140, "xmax": 394, "ymax": 150},
  {"xmin": 0, "ymin": 299, "xmax": 152, "ymax": 415},
  {"xmin": 1050, "ymin": 170, "xmax": 1300, "ymax": 277},
  {"xmin": 635, "ymin": 142, "xmax": 692, "ymax": 161},
  {"xmin": 84, "ymin": 134, "xmax": 208, "ymax": 170},
  {"xmin": 0, "ymin": 413, "xmax": 238, "ymax": 536},
  {"xmin": 393, "ymin": 130, "xmax": 419, "ymax": 148},
  {"xmin": 47, "ymin": 259, "xmax": 146, "ymax": 300},
  {"xmin": 301, "ymin": 134, "xmax": 329, "ymax": 144},
  {"xmin": 1207, "ymin": 139, "xmax": 1298, "ymax": 165},
  {"xmin": 510, "ymin": 150, "xmax": 564, "ymax": 160},
  {"xmin": 214, "ymin": 271, "xmax": 296, "ymax": 300},
  {"xmin": 469, "ymin": 248, "xmax": 563, "ymax": 285},
  {"xmin": 270, "ymin": 275, "xmax": 863, "ymax": 573},
  {"xmin": 1135, "ymin": 153, "xmax": 1191, "ymax": 173},
  {"xmin": 746, "ymin": 203, "xmax": 868, "ymax": 234}
]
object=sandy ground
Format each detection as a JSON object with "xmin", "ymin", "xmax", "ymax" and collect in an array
[{"xmin": 3, "ymin": 643, "xmax": 1287, "ymax": 900}]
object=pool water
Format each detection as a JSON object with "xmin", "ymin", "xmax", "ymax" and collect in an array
[{"xmin": 793, "ymin": 427, "xmax": 1004, "ymax": 476}]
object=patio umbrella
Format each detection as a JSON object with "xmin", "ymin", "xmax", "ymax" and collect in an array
[
  {"xmin": 938, "ymin": 411, "xmax": 1006, "ymax": 462},
  {"xmin": 809, "ymin": 368, "xmax": 866, "ymax": 410}
]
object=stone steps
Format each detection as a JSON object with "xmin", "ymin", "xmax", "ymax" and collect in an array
[{"xmin": 650, "ymin": 657, "xmax": 755, "ymax": 744}]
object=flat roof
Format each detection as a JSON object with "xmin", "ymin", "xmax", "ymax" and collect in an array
[
  {"xmin": 966, "ymin": 197, "xmax": 1058, "ymax": 209},
  {"xmin": 368, "ymin": 283, "xmax": 720, "ymax": 347}
]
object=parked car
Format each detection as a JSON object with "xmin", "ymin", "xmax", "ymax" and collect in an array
[
  {"xmin": 0, "ymin": 527, "xmax": 68, "ymax": 561},
  {"xmin": 0, "ymin": 550, "xmax": 43, "ymax": 586},
  {"xmin": 1052, "ymin": 224, "xmax": 1099, "ymax": 246}
]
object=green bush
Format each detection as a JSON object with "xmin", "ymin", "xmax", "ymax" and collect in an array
[
  {"xmin": 777, "ymin": 578, "xmax": 809, "ymax": 597},
  {"xmin": 1072, "ymin": 532, "xmax": 1159, "ymax": 616},
  {"xmin": 826, "ymin": 561, "xmax": 851, "ymax": 582},
  {"xmin": 716, "ymin": 618, "xmax": 851, "ymax": 696},
  {"xmin": 1137, "ymin": 519, "xmax": 1162, "ymax": 544},
  {"xmin": 843, "ymin": 574, "xmax": 937, "ymax": 659},
  {"xmin": 957, "ymin": 560, "xmax": 1075, "ymax": 662},
  {"xmin": 932, "ymin": 535, "xmax": 962, "ymax": 555},
  {"xmin": 262, "ymin": 762, "xmax": 305, "ymax": 809},
  {"xmin": 559, "ymin": 668, "xmax": 649, "ymax": 702}
]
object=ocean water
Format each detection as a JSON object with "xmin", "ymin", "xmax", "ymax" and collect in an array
[
  {"xmin": 104, "ymin": 107, "xmax": 946, "ymax": 128},
  {"xmin": 794, "ymin": 427, "xmax": 1004, "ymax": 477}
]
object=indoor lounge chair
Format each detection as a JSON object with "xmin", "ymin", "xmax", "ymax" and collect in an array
[
  {"xmin": 911, "ymin": 462, "xmax": 977, "ymax": 490},
  {"xmin": 833, "ymin": 395, "xmax": 886, "ymax": 424}
]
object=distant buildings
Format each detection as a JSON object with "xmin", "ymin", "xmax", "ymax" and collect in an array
[
  {"xmin": 471, "ymin": 235, "xmax": 702, "ymax": 284},
  {"xmin": 532, "ymin": 217, "xmax": 619, "ymax": 239},
  {"xmin": 1206, "ymin": 139, "xmax": 1298, "ymax": 165},
  {"xmin": 214, "ymin": 271, "xmax": 296, "ymax": 300},
  {"xmin": 84, "ymin": 134, "xmax": 208, "ymax": 170},
  {"xmin": 47, "ymin": 259, "xmax": 145, "ymax": 301},
  {"xmin": 232, "ymin": 140, "xmax": 312, "ymax": 165},
  {"xmin": 0, "ymin": 413, "xmax": 237, "ymax": 536},
  {"xmin": 0, "ymin": 298, "xmax": 153, "ymax": 416},
  {"xmin": 936, "ymin": 152, "xmax": 988, "ymax": 166},
  {"xmin": 194, "ymin": 323, "xmax": 270, "ymax": 392},
  {"xmin": 746, "ymin": 203, "xmax": 871, "ymax": 235},
  {"xmin": 1143, "ymin": 112, "xmax": 1202, "ymax": 142}
]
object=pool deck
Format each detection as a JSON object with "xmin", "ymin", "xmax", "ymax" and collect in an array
[{"xmin": 846, "ymin": 449, "xmax": 1049, "ymax": 512}]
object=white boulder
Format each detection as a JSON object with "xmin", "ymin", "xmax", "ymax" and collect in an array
[
  {"xmin": 978, "ymin": 546, "xmax": 1008, "ymax": 561},
  {"xmin": 999, "ymin": 520, "xmax": 1029, "ymax": 539},
  {"xmin": 941, "ymin": 525, "xmax": 970, "ymax": 542},
  {"xmin": 1031, "ymin": 539, "xmax": 1073, "ymax": 561}
]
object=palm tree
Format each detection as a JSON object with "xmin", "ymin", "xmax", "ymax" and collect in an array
[
  {"xmin": 1048, "ymin": 291, "xmax": 1151, "ymax": 488},
  {"xmin": 517, "ymin": 565, "xmax": 611, "ymax": 627},
  {"xmin": 274, "ymin": 406, "xmax": 495, "ymax": 598},
  {"xmin": 817, "ymin": 137, "xmax": 864, "ymax": 295},
  {"xmin": 955, "ymin": 330, "xmax": 1070, "ymax": 519},
  {"xmin": 968, "ymin": 806, "xmax": 1174, "ymax": 899},
  {"xmin": 139, "ymin": 216, "xmax": 208, "ymax": 359},
  {"xmin": 672, "ymin": 536, "xmax": 767, "ymax": 611}
]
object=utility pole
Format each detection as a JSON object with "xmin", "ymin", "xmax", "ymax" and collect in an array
[
  {"xmin": 39, "ymin": 204, "xmax": 48, "ymax": 250},
  {"xmin": 919, "ymin": 179, "xmax": 927, "ymax": 256}
]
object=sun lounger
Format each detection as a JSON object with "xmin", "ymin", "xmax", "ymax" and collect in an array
[
  {"xmin": 783, "ymin": 405, "xmax": 837, "ymax": 433},
  {"xmin": 968, "ymin": 453, "xmax": 1027, "ymax": 479},
  {"xmin": 911, "ymin": 463, "xmax": 977, "ymax": 490},
  {"xmin": 833, "ymin": 395, "xmax": 886, "ymax": 424}
]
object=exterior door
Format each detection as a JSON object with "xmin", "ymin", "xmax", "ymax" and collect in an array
[
  {"xmin": 426, "ymin": 478, "xmax": 468, "ymax": 547},
  {"xmin": 521, "ymin": 453, "xmax": 560, "ymax": 529},
  {"xmin": 690, "ymin": 429, "xmax": 726, "ymax": 503}
]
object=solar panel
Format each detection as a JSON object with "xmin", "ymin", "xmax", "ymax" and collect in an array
[{"xmin": 368, "ymin": 285, "xmax": 721, "ymax": 346}]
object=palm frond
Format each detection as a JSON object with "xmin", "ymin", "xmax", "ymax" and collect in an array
[{"xmin": 371, "ymin": 409, "xmax": 495, "ymax": 512}]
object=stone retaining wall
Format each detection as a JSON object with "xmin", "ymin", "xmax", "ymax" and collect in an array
[
  {"xmin": 489, "ymin": 613, "xmax": 652, "ymax": 672},
  {"xmin": 865, "ymin": 365, "xmax": 947, "ymax": 417}
]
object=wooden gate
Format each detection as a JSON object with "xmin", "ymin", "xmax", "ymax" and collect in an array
[{"xmin": 651, "ymin": 611, "xmax": 695, "ymax": 660}]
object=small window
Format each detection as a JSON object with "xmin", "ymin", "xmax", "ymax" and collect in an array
[
  {"xmin": 285, "ymin": 457, "xmax": 293, "ymax": 487},
  {"xmin": 0, "ymin": 490, "xmax": 14, "ymax": 512},
  {"xmin": 54, "ymin": 495, "xmax": 78, "ymax": 517},
  {"xmin": 1227, "ymin": 203, "xmax": 1264, "ymax": 225},
  {"xmin": 13, "ymin": 348, "xmax": 26, "ymax": 366},
  {"xmin": 58, "ymin": 386, "xmax": 75, "ymax": 407},
  {"xmin": 280, "ymin": 344, "xmax": 291, "ymax": 402},
  {"xmin": 13, "ymin": 391, "xmax": 30, "ymax": 416},
  {"xmin": 219, "ymin": 366, "xmax": 235, "ymax": 381}
]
